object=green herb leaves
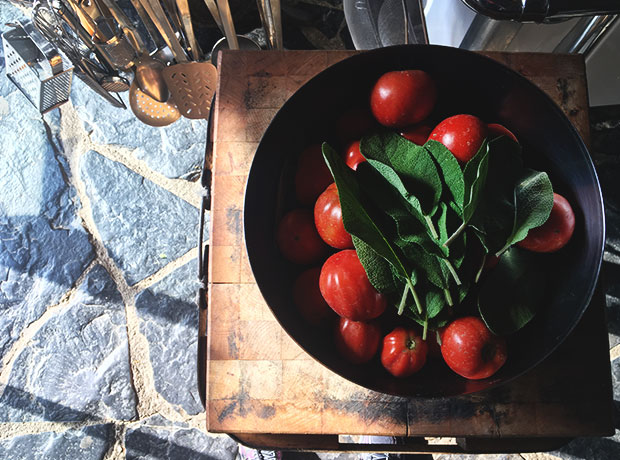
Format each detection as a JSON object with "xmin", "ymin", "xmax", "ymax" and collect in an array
[{"xmin": 323, "ymin": 130, "xmax": 554, "ymax": 336}]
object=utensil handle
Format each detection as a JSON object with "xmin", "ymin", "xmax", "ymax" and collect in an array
[
  {"xmin": 204, "ymin": 0, "xmax": 224, "ymax": 34},
  {"xmin": 98, "ymin": 0, "xmax": 145, "ymax": 51},
  {"xmin": 176, "ymin": 0, "xmax": 202, "ymax": 61},
  {"xmin": 138, "ymin": 0, "xmax": 188, "ymax": 61},
  {"xmin": 215, "ymin": 0, "xmax": 239, "ymax": 50}
]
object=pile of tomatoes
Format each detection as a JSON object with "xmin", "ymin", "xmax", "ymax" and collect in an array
[{"xmin": 276, "ymin": 69, "xmax": 575, "ymax": 380}]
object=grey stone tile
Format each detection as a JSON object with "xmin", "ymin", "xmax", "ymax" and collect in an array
[
  {"xmin": 0, "ymin": 423, "xmax": 114, "ymax": 460},
  {"xmin": 70, "ymin": 78, "xmax": 207, "ymax": 179},
  {"xmin": 134, "ymin": 259, "xmax": 203, "ymax": 415},
  {"xmin": 125, "ymin": 416, "xmax": 238, "ymax": 460},
  {"xmin": 0, "ymin": 91, "xmax": 95, "ymax": 359},
  {"xmin": 0, "ymin": 265, "xmax": 137, "ymax": 422},
  {"xmin": 79, "ymin": 150, "xmax": 200, "ymax": 285}
]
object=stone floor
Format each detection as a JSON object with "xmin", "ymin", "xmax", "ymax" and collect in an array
[{"xmin": 1, "ymin": 1, "xmax": 620, "ymax": 459}]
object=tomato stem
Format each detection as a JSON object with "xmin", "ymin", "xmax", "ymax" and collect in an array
[
  {"xmin": 422, "ymin": 313, "xmax": 428, "ymax": 341},
  {"xmin": 424, "ymin": 215, "xmax": 439, "ymax": 240},
  {"xmin": 443, "ymin": 259, "xmax": 462, "ymax": 286},
  {"xmin": 397, "ymin": 282, "xmax": 410, "ymax": 315},
  {"xmin": 443, "ymin": 288, "xmax": 453, "ymax": 306},
  {"xmin": 443, "ymin": 221, "xmax": 466, "ymax": 248}
]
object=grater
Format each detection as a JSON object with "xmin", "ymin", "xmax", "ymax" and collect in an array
[{"xmin": 2, "ymin": 20, "xmax": 74, "ymax": 113}]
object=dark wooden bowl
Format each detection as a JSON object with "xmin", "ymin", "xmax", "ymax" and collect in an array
[{"xmin": 243, "ymin": 45, "xmax": 604, "ymax": 397}]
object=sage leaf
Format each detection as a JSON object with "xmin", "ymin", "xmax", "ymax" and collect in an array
[
  {"xmin": 361, "ymin": 131, "xmax": 443, "ymax": 217},
  {"xmin": 425, "ymin": 140, "xmax": 465, "ymax": 212},
  {"xmin": 497, "ymin": 168, "xmax": 554, "ymax": 254},
  {"xmin": 322, "ymin": 143, "xmax": 417, "ymax": 297},
  {"xmin": 352, "ymin": 235, "xmax": 400, "ymax": 293},
  {"xmin": 478, "ymin": 247, "xmax": 547, "ymax": 335},
  {"xmin": 444, "ymin": 141, "xmax": 489, "ymax": 246}
]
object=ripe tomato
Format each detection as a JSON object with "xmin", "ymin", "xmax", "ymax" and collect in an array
[
  {"xmin": 400, "ymin": 124, "xmax": 432, "ymax": 145},
  {"xmin": 335, "ymin": 108, "xmax": 377, "ymax": 147},
  {"xmin": 277, "ymin": 209, "xmax": 328, "ymax": 265},
  {"xmin": 488, "ymin": 123, "xmax": 518, "ymax": 143},
  {"xmin": 517, "ymin": 193, "xmax": 575, "ymax": 253},
  {"xmin": 428, "ymin": 114, "xmax": 487, "ymax": 163},
  {"xmin": 343, "ymin": 140, "xmax": 366, "ymax": 171},
  {"xmin": 314, "ymin": 183, "xmax": 354, "ymax": 249},
  {"xmin": 319, "ymin": 249, "xmax": 387, "ymax": 321},
  {"xmin": 334, "ymin": 317, "xmax": 381, "ymax": 364},
  {"xmin": 370, "ymin": 70, "xmax": 436, "ymax": 128},
  {"xmin": 381, "ymin": 327, "xmax": 428, "ymax": 377},
  {"xmin": 441, "ymin": 316, "xmax": 507, "ymax": 380},
  {"xmin": 295, "ymin": 144, "xmax": 334, "ymax": 206},
  {"xmin": 293, "ymin": 268, "xmax": 337, "ymax": 327}
]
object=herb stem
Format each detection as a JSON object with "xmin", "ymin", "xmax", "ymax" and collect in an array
[
  {"xmin": 422, "ymin": 313, "xmax": 428, "ymax": 340},
  {"xmin": 443, "ymin": 288, "xmax": 453, "ymax": 306},
  {"xmin": 424, "ymin": 215, "xmax": 439, "ymax": 240},
  {"xmin": 443, "ymin": 221, "xmax": 466, "ymax": 248},
  {"xmin": 474, "ymin": 254, "xmax": 487, "ymax": 283},
  {"xmin": 397, "ymin": 282, "xmax": 410, "ymax": 315},
  {"xmin": 443, "ymin": 259, "xmax": 462, "ymax": 286},
  {"xmin": 409, "ymin": 280, "xmax": 423, "ymax": 315}
]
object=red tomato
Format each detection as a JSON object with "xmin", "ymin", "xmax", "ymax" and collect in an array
[
  {"xmin": 343, "ymin": 140, "xmax": 366, "ymax": 171},
  {"xmin": 441, "ymin": 316, "xmax": 507, "ymax": 380},
  {"xmin": 370, "ymin": 70, "xmax": 436, "ymax": 128},
  {"xmin": 319, "ymin": 249, "xmax": 387, "ymax": 321},
  {"xmin": 400, "ymin": 124, "xmax": 432, "ymax": 145},
  {"xmin": 295, "ymin": 144, "xmax": 334, "ymax": 206},
  {"xmin": 429, "ymin": 114, "xmax": 488, "ymax": 163},
  {"xmin": 517, "ymin": 193, "xmax": 575, "ymax": 253},
  {"xmin": 335, "ymin": 108, "xmax": 377, "ymax": 146},
  {"xmin": 314, "ymin": 183, "xmax": 354, "ymax": 249},
  {"xmin": 277, "ymin": 209, "xmax": 328, "ymax": 265},
  {"xmin": 488, "ymin": 123, "xmax": 518, "ymax": 143},
  {"xmin": 335, "ymin": 317, "xmax": 381, "ymax": 363},
  {"xmin": 381, "ymin": 327, "xmax": 428, "ymax": 377},
  {"xmin": 484, "ymin": 254, "xmax": 501, "ymax": 270},
  {"xmin": 293, "ymin": 268, "xmax": 337, "ymax": 327}
]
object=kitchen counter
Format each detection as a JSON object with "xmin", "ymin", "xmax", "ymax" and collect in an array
[{"xmin": 0, "ymin": 1, "xmax": 619, "ymax": 459}]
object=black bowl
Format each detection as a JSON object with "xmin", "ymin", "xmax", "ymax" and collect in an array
[{"xmin": 243, "ymin": 45, "xmax": 604, "ymax": 397}]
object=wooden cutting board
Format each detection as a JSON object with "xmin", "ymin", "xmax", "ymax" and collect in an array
[{"xmin": 206, "ymin": 50, "xmax": 613, "ymax": 439}]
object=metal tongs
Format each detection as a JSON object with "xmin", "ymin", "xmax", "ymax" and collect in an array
[{"xmin": 257, "ymin": 0, "xmax": 283, "ymax": 49}]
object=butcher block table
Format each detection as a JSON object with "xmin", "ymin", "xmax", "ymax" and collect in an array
[{"xmin": 203, "ymin": 50, "xmax": 614, "ymax": 454}]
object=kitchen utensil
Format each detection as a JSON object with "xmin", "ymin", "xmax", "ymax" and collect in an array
[
  {"xmin": 203, "ymin": 0, "xmax": 223, "ymax": 32},
  {"xmin": 97, "ymin": 0, "xmax": 169, "ymax": 101},
  {"xmin": 138, "ymin": 0, "xmax": 188, "ymax": 62},
  {"xmin": 162, "ymin": 61, "xmax": 217, "ymax": 119},
  {"xmin": 210, "ymin": 35, "xmax": 261, "ymax": 65},
  {"xmin": 205, "ymin": 0, "xmax": 260, "ymax": 64},
  {"xmin": 134, "ymin": 56, "xmax": 169, "ymax": 102},
  {"xmin": 2, "ymin": 20, "xmax": 74, "ymax": 113},
  {"xmin": 257, "ymin": 0, "xmax": 283, "ymax": 49},
  {"xmin": 129, "ymin": 79, "xmax": 180, "ymax": 126},
  {"xmin": 215, "ymin": 0, "xmax": 239, "ymax": 49},
  {"xmin": 33, "ymin": 1, "xmax": 126, "ymax": 108},
  {"xmin": 176, "ymin": 0, "xmax": 202, "ymax": 60},
  {"xmin": 243, "ymin": 45, "xmax": 604, "ymax": 397},
  {"xmin": 100, "ymin": 74, "xmax": 130, "ymax": 92},
  {"xmin": 128, "ymin": 0, "xmax": 167, "ymax": 49},
  {"xmin": 152, "ymin": 0, "xmax": 218, "ymax": 118},
  {"xmin": 461, "ymin": 0, "xmax": 620, "ymax": 22},
  {"xmin": 163, "ymin": 0, "xmax": 188, "ymax": 48}
]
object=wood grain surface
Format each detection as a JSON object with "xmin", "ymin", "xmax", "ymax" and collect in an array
[{"xmin": 206, "ymin": 50, "xmax": 612, "ymax": 439}]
